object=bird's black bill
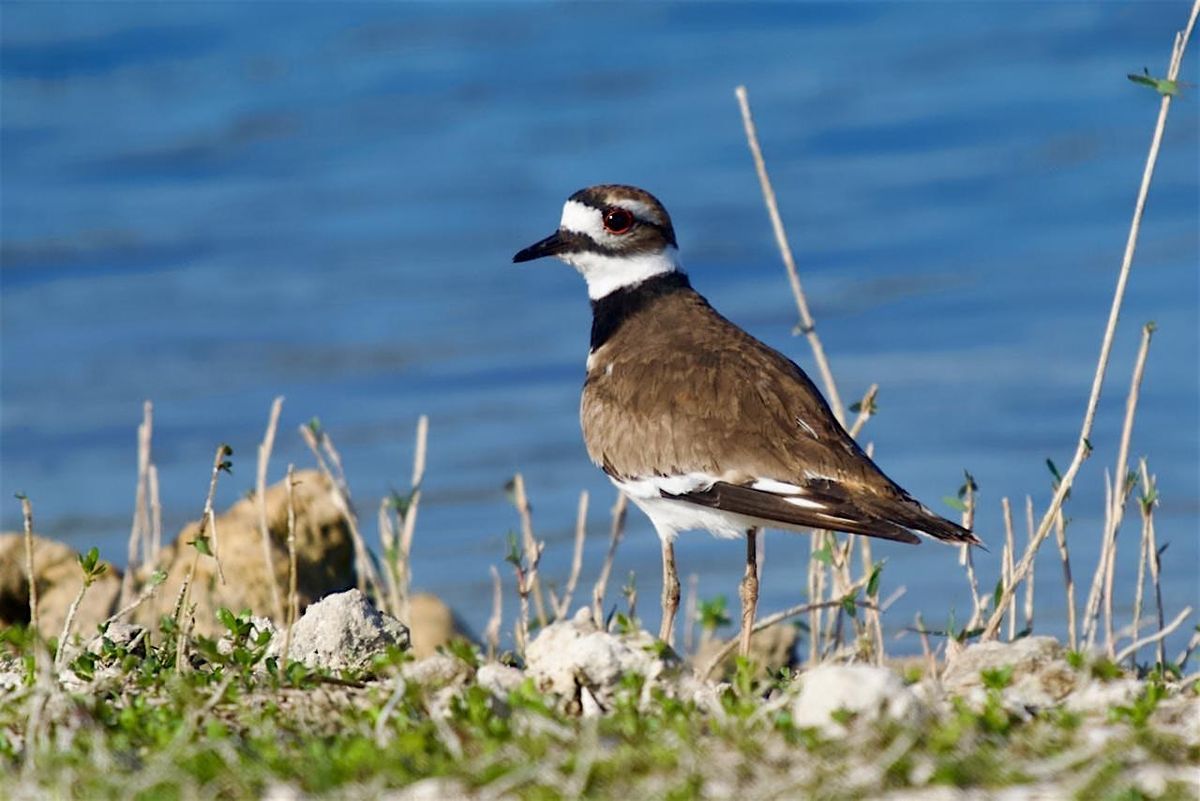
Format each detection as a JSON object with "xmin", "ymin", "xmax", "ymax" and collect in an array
[{"xmin": 513, "ymin": 231, "xmax": 567, "ymax": 263}]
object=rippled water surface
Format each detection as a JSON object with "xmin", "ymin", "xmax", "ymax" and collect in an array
[{"xmin": 3, "ymin": 3, "xmax": 1197, "ymax": 650}]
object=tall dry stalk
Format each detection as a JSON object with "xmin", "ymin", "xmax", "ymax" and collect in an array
[
  {"xmin": 1001, "ymin": 497, "xmax": 1017, "ymax": 641},
  {"xmin": 982, "ymin": 2, "xmax": 1199, "ymax": 639},
  {"xmin": 299, "ymin": 423, "xmax": 385, "ymax": 603},
  {"xmin": 282, "ymin": 464, "xmax": 299, "ymax": 666},
  {"xmin": 552, "ymin": 490, "xmax": 589, "ymax": 621},
  {"xmin": 591, "ymin": 491, "xmax": 629, "ymax": 626},
  {"xmin": 1100, "ymin": 323, "xmax": 1155, "ymax": 655},
  {"xmin": 396, "ymin": 415, "xmax": 428, "ymax": 620},
  {"xmin": 1137, "ymin": 460, "xmax": 1166, "ymax": 666},
  {"xmin": 735, "ymin": 85, "xmax": 844, "ymax": 423},
  {"xmin": 1052, "ymin": 502, "xmax": 1077, "ymax": 650},
  {"xmin": 120, "ymin": 401, "xmax": 154, "ymax": 609},
  {"xmin": 19, "ymin": 495, "xmax": 39, "ymax": 645},
  {"xmin": 256, "ymin": 396, "xmax": 285, "ymax": 623},
  {"xmin": 509, "ymin": 473, "xmax": 547, "ymax": 628}
]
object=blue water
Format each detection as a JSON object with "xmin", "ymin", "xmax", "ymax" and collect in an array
[{"xmin": 2, "ymin": 3, "xmax": 1197, "ymax": 655}]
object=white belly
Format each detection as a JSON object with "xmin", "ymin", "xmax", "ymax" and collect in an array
[{"xmin": 614, "ymin": 474, "xmax": 763, "ymax": 542}]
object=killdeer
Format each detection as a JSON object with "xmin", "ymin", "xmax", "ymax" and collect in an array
[{"xmin": 514, "ymin": 184, "xmax": 981, "ymax": 658}]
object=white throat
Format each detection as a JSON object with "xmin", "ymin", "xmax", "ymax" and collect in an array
[{"xmin": 562, "ymin": 246, "xmax": 681, "ymax": 300}]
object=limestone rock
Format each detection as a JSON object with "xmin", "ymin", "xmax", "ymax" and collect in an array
[
  {"xmin": 476, "ymin": 662, "xmax": 525, "ymax": 697},
  {"xmin": 400, "ymin": 652, "xmax": 468, "ymax": 688},
  {"xmin": 524, "ymin": 607, "xmax": 678, "ymax": 710},
  {"xmin": 270, "ymin": 589, "xmax": 409, "ymax": 670},
  {"xmin": 131, "ymin": 470, "xmax": 354, "ymax": 637},
  {"xmin": 0, "ymin": 533, "xmax": 121, "ymax": 640},
  {"xmin": 942, "ymin": 636, "xmax": 1077, "ymax": 710},
  {"xmin": 791, "ymin": 664, "xmax": 921, "ymax": 736}
]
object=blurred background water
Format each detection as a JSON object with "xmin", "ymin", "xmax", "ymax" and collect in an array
[{"xmin": 2, "ymin": 2, "xmax": 1197, "ymax": 654}]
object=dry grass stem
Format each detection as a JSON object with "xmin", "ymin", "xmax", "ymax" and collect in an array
[
  {"xmin": 485, "ymin": 565, "xmax": 502, "ymax": 660},
  {"xmin": 553, "ymin": 490, "xmax": 589, "ymax": 621},
  {"xmin": 379, "ymin": 500, "xmax": 401, "ymax": 617},
  {"xmin": 282, "ymin": 464, "xmax": 299, "ymax": 666},
  {"xmin": 847, "ymin": 384, "xmax": 879, "ymax": 439},
  {"xmin": 199, "ymin": 444, "xmax": 230, "ymax": 586},
  {"xmin": 510, "ymin": 473, "xmax": 547, "ymax": 628},
  {"xmin": 173, "ymin": 551, "xmax": 199, "ymax": 675},
  {"xmin": 1103, "ymin": 322, "xmax": 1155, "ymax": 655},
  {"xmin": 299, "ymin": 424, "xmax": 384, "ymax": 603},
  {"xmin": 591, "ymin": 490, "xmax": 628, "ymax": 626},
  {"xmin": 396, "ymin": 415, "xmax": 429, "ymax": 620},
  {"xmin": 914, "ymin": 612, "xmax": 938, "ymax": 680},
  {"xmin": 1023, "ymin": 496, "xmax": 1036, "ymax": 633},
  {"xmin": 103, "ymin": 578, "xmax": 163, "ymax": 629},
  {"xmin": 255, "ymin": 396, "xmax": 285, "ymax": 623},
  {"xmin": 19, "ymin": 495, "xmax": 38, "ymax": 648},
  {"xmin": 53, "ymin": 577, "xmax": 92, "ymax": 673},
  {"xmin": 1001, "ymin": 497, "xmax": 1017, "ymax": 640},
  {"xmin": 700, "ymin": 580, "xmax": 873, "ymax": 680},
  {"xmin": 735, "ymin": 84, "xmax": 845, "ymax": 424},
  {"xmin": 148, "ymin": 464, "xmax": 162, "ymax": 563},
  {"xmin": 120, "ymin": 401, "xmax": 154, "ymax": 608},
  {"xmin": 982, "ymin": 3, "xmax": 1198, "ymax": 639},
  {"xmin": 1137, "ymin": 460, "xmax": 1166, "ymax": 667},
  {"xmin": 1052, "ymin": 504, "xmax": 1077, "ymax": 650},
  {"xmin": 957, "ymin": 479, "xmax": 983, "ymax": 630},
  {"xmin": 1114, "ymin": 606, "xmax": 1193, "ymax": 664}
]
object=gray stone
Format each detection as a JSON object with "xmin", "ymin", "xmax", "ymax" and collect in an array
[
  {"xmin": 791, "ymin": 664, "xmax": 921, "ymax": 736},
  {"xmin": 524, "ymin": 607, "xmax": 677, "ymax": 709},
  {"xmin": 942, "ymin": 636, "xmax": 1077, "ymax": 710},
  {"xmin": 270, "ymin": 589, "xmax": 410, "ymax": 671},
  {"xmin": 400, "ymin": 653, "xmax": 468, "ymax": 688},
  {"xmin": 476, "ymin": 662, "xmax": 524, "ymax": 697}
]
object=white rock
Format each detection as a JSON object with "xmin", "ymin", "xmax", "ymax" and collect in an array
[
  {"xmin": 476, "ymin": 662, "xmax": 524, "ymax": 696},
  {"xmin": 942, "ymin": 636, "xmax": 1076, "ymax": 710},
  {"xmin": 383, "ymin": 777, "xmax": 472, "ymax": 800},
  {"xmin": 400, "ymin": 653, "xmax": 468, "ymax": 687},
  {"xmin": 791, "ymin": 664, "xmax": 920, "ymax": 736},
  {"xmin": 524, "ymin": 607, "xmax": 676, "ymax": 707},
  {"xmin": 1064, "ymin": 678, "xmax": 1143, "ymax": 713},
  {"xmin": 270, "ymin": 589, "xmax": 410, "ymax": 670}
]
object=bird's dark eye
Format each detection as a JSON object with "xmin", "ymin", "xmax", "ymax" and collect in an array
[{"xmin": 602, "ymin": 207, "xmax": 635, "ymax": 235}]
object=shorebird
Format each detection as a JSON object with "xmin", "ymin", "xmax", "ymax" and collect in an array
[{"xmin": 514, "ymin": 184, "xmax": 981, "ymax": 658}]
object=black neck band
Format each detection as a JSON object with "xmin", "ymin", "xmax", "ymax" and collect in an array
[{"xmin": 589, "ymin": 271, "xmax": 691, "ymax": 351}]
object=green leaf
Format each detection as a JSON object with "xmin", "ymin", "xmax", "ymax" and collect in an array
[
  {"xmin": 78, "ymin": 547, "xmax": 100, "ymax": 574},
  {"xmin": 981, "ymin": 664, "xmax": 1014, "ymax": 691},
  {"xmin": 191, "ymin": 536, "xmax": 212, "ymax": 556},
  {"xmin": 503, "ymin": 531, "xmax": 520, "ymax": 567},
  {"xmin": 841, "ymin": 590, "xmax": 859, "ymax": 619},
  {"xmin": 866, "ymin": 562, "xmax": 883, "ymax": 598},
  {"xmin": 943, "ymin": 496, "xmax": 967, "ymax": 513},
  {"xmin": 1127, "ymin": 70, "xmax": 1179, "ymax": 97},
  {"xmin": 811, "ymin": 544, "xmax": 833, "ymax": 565}
]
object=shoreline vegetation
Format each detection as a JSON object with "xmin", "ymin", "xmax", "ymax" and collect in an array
[{"xmin": 3, "ymin": 5, "xmax": 1198, "ymax": 799}]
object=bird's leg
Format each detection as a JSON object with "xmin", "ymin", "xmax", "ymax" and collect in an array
[
  {"xmin": 739, "ymin": 528, "xmax": 760, "ymax": 660},
  {"xmin": 659, "ymin": 538, "xmax": 681, "ymax": 646}
]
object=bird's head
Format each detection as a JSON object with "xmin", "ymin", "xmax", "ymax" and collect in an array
[{"xmin": 513, "ymin": 184, "xmax": 681, "ymax": 300}]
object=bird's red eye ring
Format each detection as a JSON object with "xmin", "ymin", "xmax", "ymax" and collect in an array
[{"xmin": 602, "ymin": 207, "xmax": 635, "ymax": 234}]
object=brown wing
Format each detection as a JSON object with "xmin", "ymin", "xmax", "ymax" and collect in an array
[{"xmin": 581, "ymin": 285, "xmax": 980, "ymax": 546}]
